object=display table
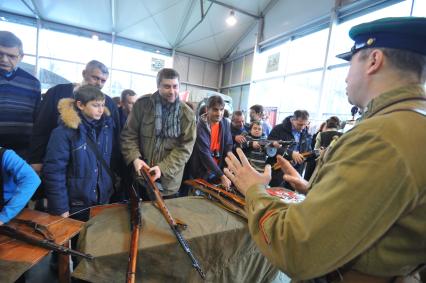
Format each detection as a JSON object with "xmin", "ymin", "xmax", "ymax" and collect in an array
[
  {"xmin": 73, "ymin": 196, "xmax": 280, "ymax": 283},
  {"xmin": 0, "ymin": 209, "xmax": 84, "ymax": 283}
]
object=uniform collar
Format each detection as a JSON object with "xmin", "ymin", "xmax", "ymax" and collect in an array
[{"xmin": 362, "ymin": 84, "xmax": 425, "ymax": 119}]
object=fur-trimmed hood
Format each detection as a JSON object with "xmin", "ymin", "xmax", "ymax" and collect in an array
[{"xmin": 57, "ymin": 98, "xmax": 111, "ymax": 129}]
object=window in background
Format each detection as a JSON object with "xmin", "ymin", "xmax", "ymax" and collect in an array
[
  {"xmin": 0, "ymin": 20, "xmax": 37, "ymax": 55},
  {"xmin": 251, "ymin": 71, "xmax": 322, "ymax": 123},
  {"xmin": 280, "ymin": 71, "xmax": 322, "ymax": 121},
  {"xmin": 329, "ymin": 0, "xmax": 412, "ymax": 65},
  {"xmin": 129, "ymin": 73, "xmax": 157, "ymax": 96},
  {"xmin": 412, "ymin": 0, "xmax": 426, "ymax": 16},
  {"xmin": 38, "ymin": 58, "xmax": 78, "ymax": 92},
  {"xmin": 39, "ymin": 29, "xmax": 112, "ymax": 66},
  {"xmin": 286, "ymin": 28, "xmax": 329, "ymax": 74},
  {"xmin": 251, "ymin": 43, "xmax": 287, "ymax": 81},
  {"xmin": 107, "ymin": 70, "xmax": 157, "ymax": 98},
  {"xmin": 249, "ymin": 78, "xmax": 284, "ymax": 113},
  {"xmin": 112, "ymin": 44, "xmax": 172, "ymax": 76},
  {"xmin": 321, "ymin": 65, "xmax": 352, "ymax": 121},
  {"xmin": 20, "ymin": 54, "xmax": 36, "ymax": 66},
  {"xmin": 319, "ymin": 0, "xmax": 413, "ymax": 122},
  {"xmin": 17, "ymin": 55, "xmax": 38, "ymax": 87},
  {"xmin": 15, "ymin": 23, "xmax": 171, "ymax": 96}
]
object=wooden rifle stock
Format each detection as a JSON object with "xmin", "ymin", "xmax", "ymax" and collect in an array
[
  {"xmin": 126, "ymin": 185, "xmax": 142, "ymax": 283},
  {"xmin": 140, "ymin": 166, "xmax": 206, "ymax": 280},
  {"xmin": 184, "ymin": 180, "xmax": 247, "ymax": 219},
  {"xmin": 272, "ymin": 149, "xmax": 320, "ymax": 170},
  {"xmin": 189, "ymin": 179, "xmax": 246, "ymax": 207},
  {"xmin": 300, "ymin": 150, "xmax": 320, "ymax": 158},
  {"xmin": 0, "ymin": 225, "xmax": 93, "ymax": 260}
]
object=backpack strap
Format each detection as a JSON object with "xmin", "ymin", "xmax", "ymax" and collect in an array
[
  {"xmin": 85, "ymin": 138, "xmax": 116, "ymax": 191},
  {"xmin": 0, "ymin": 147, "xmax": 6, "ymax": 207}
]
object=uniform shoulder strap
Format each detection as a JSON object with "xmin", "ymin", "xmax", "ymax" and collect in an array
[{"xmin": 382, "ymin": 107, "xmax": 426, "ymax": 117}]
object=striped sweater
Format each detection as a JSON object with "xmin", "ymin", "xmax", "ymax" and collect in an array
[{"xmin": 0, "ymin": 67, "xmax": 41, "ymax": 157}]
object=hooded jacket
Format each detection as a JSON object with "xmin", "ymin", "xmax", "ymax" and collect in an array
[
  {"xmin": 43, "ymin": 98, "xmax": 115, "ymax": 215},
  {"xmin": 29, "ymin": 83, "xmax": 120, "ymax": 164}
]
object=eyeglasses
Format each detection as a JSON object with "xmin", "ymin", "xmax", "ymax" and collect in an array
[{"xmin": 0, "ymin": 51, "xmax": 21, "ymax": 61}]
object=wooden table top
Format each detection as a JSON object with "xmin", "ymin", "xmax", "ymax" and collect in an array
[{"xmin": 0, "ymin": 208, "xmax": 83, "ymax": 264}]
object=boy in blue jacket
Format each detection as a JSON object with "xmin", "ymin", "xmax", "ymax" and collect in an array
[
  {"xmin": 43, "ymin": 85, "xmax": 116, "ymax": 221},
  {"xmin": 0, "ymin": 147, "xmax": 40, "ymax": 225}
]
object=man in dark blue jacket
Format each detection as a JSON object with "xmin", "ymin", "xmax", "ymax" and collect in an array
[
  {"xmin": 267, "ymin": 110, "xmax": 312, "ymax": 186},
  {"xmin": 190, "ymin": 95, "xmax": 233, "ymax": 189},
  {"xmin": 29, "ymin": 60, "xmax": 120, "ymax": 175}
]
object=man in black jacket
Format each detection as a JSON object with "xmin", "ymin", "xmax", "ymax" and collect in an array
[
  {"xmin": 267, "ymin": 110, "xmax": 311, "ymax": 186},
  {"xmin": 29, "ymin": 60, "xmax": 120, "ymax": 174}
]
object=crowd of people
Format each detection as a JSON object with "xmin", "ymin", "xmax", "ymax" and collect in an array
[{"xmin": 0, "ymin": 15, "xmax": 425, "ymax": 283}]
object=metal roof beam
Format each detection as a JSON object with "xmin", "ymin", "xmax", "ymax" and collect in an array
[
  {"xmin": 206, "ymin": 0, "xmax": 261, "ymax": 19},
  {"xmin": 174, "ymin": 1, "xmax": 213, "ymax": 48},
  {"xmin": 174, "ymin": 0, "xmax": 198, "ymax": 47}
]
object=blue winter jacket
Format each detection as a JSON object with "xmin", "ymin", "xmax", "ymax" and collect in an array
[
  {"xmin": 29, "ymin": 83, "xmax": 120, "ymax": 164},
  {"xmin": 43, "ymin": 98, "xmax": 115, "ymax": 215},
  {"xmin": 0, "ymin": 148, "xmax": 40, "ymax": 223}
]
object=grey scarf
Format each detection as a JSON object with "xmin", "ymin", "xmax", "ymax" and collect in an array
[{"xmin": 153, "ymin": 91, "xmax": 181, "ymax": 138}]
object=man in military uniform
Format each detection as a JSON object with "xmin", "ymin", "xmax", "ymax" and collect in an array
[{"xmin": 224, "ymin": 17, "xmax": 426, "ymax": 282}]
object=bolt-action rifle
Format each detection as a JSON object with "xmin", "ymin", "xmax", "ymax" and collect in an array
[
  {"xmin": 184, "ymin": 179, "xmax": 247, "ymax": 219},
  {"xmin": 241, "ymin": 139, "xmax": 295, "ymax": 157},
  {"xmin": 126, "ymin": 185, "xmax": 142, "ymax": 283},
  {"xmin": 273, "ymin": 149, "xmax": 320, "ymax": 170},
  {"xmin": 0, "ymin": 225, "xmax": 93, "ymax": 260},
  {"xmin": 187, "ymin": 178, "xmax": 246, "ymax": 207},
  {"xmin": 139, "ymin": 166, "xmax": 206, "ymax": 280},
  {"xmin": 256, "ymin": 140, "xmax": 295, "ymax": 148}
]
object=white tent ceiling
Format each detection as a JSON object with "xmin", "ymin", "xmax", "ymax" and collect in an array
[{"xmin": 0, "ymin": 0, "xmax": 357, "ymax": 61}]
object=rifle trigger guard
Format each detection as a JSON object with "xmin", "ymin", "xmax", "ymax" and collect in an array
[
  {"xmin": 13, "ymin": 219, "xmax": 54, "ymax": 241},
  {"xmin": 175, "ymin": 218, "xmax": 188, "ymax": 231}
]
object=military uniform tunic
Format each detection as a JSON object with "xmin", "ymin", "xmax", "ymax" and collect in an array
[{"xmin": 245, "ymin": 84, "xmax": 426, "ymax": 281}]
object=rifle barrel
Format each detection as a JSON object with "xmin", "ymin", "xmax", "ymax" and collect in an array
[
  {"xmin": 172, "ymin": 225, "xmax": 206, "ymax": 279},
  {"xmin": 191, "ymin": 179, "xmax": 246, "ymax": 207},
  {"xmin": 0, "ymin": 225, "xmax": 93, "ymax": 260},
  {"xmin": 127, "ymin": 185, "xmax": 142, "ymax": 283},
  {"xmin": 140, "ymin": 167, "xmax": 206, "ymax": 280}
]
